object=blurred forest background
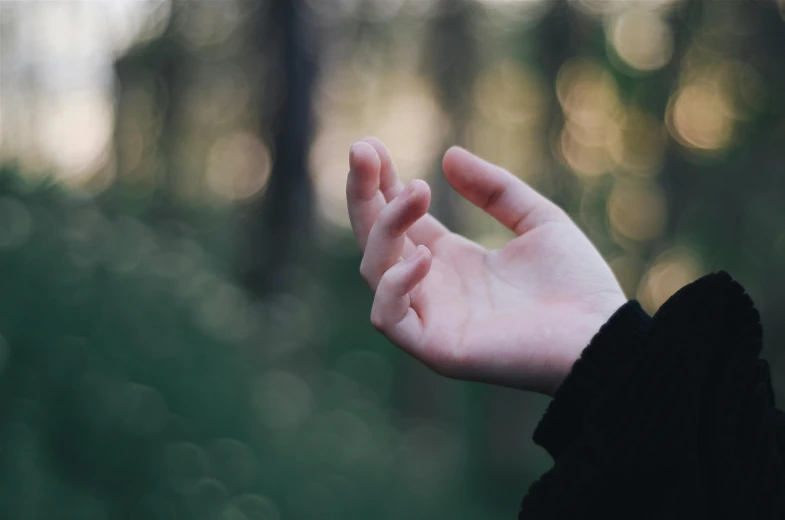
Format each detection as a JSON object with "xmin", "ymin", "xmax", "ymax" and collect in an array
[{"xmin": 1, "ymin": 0, "xmax": 785, "ymax": 519}]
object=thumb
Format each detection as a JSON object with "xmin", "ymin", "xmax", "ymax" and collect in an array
[{"xmin": 442, "ymin": 147, "xmax": 563, "ymax": 235}]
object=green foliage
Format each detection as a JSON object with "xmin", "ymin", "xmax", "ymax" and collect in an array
[
  {"xmin": 0, "ymin": 169, "xmax": 263, "ymax": 519},
  {"xmin": 0, "ymin": 170, "xmax": 547, "ymax": 520}
]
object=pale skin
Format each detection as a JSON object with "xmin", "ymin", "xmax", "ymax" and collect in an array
[{"xmin": 346, "ymin": 137, "xmax": 627, "ymax": 397}]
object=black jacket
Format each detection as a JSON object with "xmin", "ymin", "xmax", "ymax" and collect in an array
[{"xmin": 519, "ymin": 272, "xmax": 785, "ymax": 519}]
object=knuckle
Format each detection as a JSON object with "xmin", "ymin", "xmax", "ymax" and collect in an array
[
  {"xmin": 345, "ymin": 175, "xmax": 354, "ymax": 198},
  {"xmin": 529, "ymin": 205, "xmax": 567, "ymax": 229},
  {"xmin": 376, "ymin": 206, "xmax": 397, "ymax": 235},
  {"xmin": 549, "ymin": 205, "xmax": 569, "ymax": 222},
  {"xmin": 375, "ymin": 274, "xmax": 389, "ymax": 294},
  {"xmin": 359, "ymin": 259, "xmax": 372, "ymax": 282},
  {"xmin": 483, "ymin": 186, "xmax": 505, "ymax": 210},
  {"xmin": 369, "ymin": 308, "xmax": 386, "ymax": 332},
  {"xmin": 376, "ymin": 200, "xmax": 409, "ymax": 239}
]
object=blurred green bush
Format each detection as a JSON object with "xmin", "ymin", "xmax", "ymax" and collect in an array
[{"xmin": 0, "ymin": 168, "xmax": 547, "ymax": 520}]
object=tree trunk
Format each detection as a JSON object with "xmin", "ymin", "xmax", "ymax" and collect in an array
[{"xmin": 239, "ymin": 0, "xmax": 316, "ymax": 297}]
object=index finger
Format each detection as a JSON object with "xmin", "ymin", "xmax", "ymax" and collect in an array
[{"xmin": 362, "ymin": 137, "xmax": 449, "ymax": 247}]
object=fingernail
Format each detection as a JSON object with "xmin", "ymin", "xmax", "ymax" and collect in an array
[
  {"xmin": 403, "ymin": 181, "xmax": 417, "ymax": 197},
  {"xmin": 349, "ymin": 142, "xmax": 358, "ymax": 161}
]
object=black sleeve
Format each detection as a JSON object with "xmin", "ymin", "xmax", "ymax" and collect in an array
[{"xmin": 519, "ymin": 272, "xmax": 785, "ymax": 519}]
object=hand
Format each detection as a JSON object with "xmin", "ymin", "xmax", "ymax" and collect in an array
[{"xmin": 346, "ymin": 138, "xmax": 626, "ymax": 396}]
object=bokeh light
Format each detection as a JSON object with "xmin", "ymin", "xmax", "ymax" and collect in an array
[
  {"xmin": 608, "ymin": 8, "xmax": 673, "ymax": 73},
  {"xmin": 206, "ymin": 133, "xmax": 272, "ymax": 201},
  {"xmin": 556, "ymin": 58, "xmax": 621, "ymax": 178},
  {"xmin": 175, "ymin": 0, "xmax": 243, "ymax": 50},
  {"xmin": 637, "ymin": 248, "xmax": 703, "ymax": 313},
  {"xmin": 477, "ymin": 0, "xmax": 551, "ymax": 30},
  {"xmin": 310, "ymin": 66, "xmax": 447, "ymax": 227},
  {"xmin": 207, "ymin": 438, "xmax": 258, "ymax": 492},
  {"xmin": 252, "ymin": 370, "xmax": 313, "ymax": 433},
  {"xmin": 607, "ymin": 180, "xmax": 667, "ymax": 242},
  {"xmin": 608, "ymin": 108, "xmax": 666, "ymax": 176},
  {"xmin": 36, "ymin": 92, "xmax": 114, "ymax": 187},
  {"xmin": 467, "ymin": 60, "xmax": 548, "ymax": 177},
  {"xmin": 668, "ymin": 80, "xmax": 736, "ymax": 152},
  {"xmin": 573, "ymin": 0, "xmax": 681, "ymax": 18}
]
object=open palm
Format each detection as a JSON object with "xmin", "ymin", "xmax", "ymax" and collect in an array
[{"xmin": 347, "ymin": 138, "xmax": 626, "ymax": 395}]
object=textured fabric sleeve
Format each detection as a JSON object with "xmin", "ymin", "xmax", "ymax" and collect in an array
[
  {"xmin": 519, "ymin": 272, "xmax": 785, "ymax": 520},
  {"xmin": 532, "ymin": 300, "xmax": 652, "ymax": 459}
]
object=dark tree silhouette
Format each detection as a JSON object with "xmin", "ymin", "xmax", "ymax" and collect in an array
[{"xmin": 239, "ymin": 0, "xmax": 316, "ymax": 297}]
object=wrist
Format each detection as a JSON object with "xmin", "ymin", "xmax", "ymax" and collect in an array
[
  {"xmin": 550, "ymin": 301, "xmax": 652, "ymax": 395},
  {"xmin": 534, "ymin": 300, "xmax": 652, "ymax": 454},
  {"xmin": 546, "ymin": 297, "xmax": 637, "ymax": 396}
]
